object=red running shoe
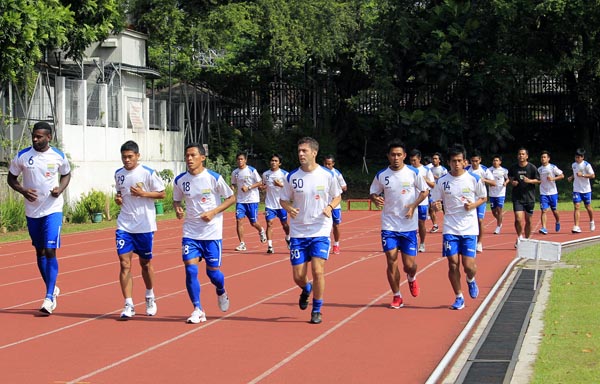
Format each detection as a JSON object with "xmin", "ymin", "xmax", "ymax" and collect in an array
[
  {"xmin": 390, "ymin": 295, "xmax": 404, "ymax": 309},
  {"xmin": 408, "ymin": 279, "xmax": 420, "ymax": 297},
  {"xmin": 332, "ymin": 245, "xmax": 340, "ymax": 254}
]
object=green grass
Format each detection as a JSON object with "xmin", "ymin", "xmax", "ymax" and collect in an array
[{"xmin": 531, "ymin": 245, "xmax": 600, "ymax": 383}]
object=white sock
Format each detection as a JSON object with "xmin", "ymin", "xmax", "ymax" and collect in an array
[
  {"xmin": 146, "ymin": 289, "xmax": 154, "ymax": 298},
  {"xmin": 268, "ymin": 240, "xmax": 273, "ymax": 247},
  {"xmin": 466, "ymin": 277, "xmax": 475, "ymax": 283},
  {"xmin": 334, "ymin": 241, "xmax": 340, "ymax": 246},
  {"xmin": 393, "ymin": 291, "xmax": 402, "ymax": 298},
  {"xmin": 407, "ymin": 274, "xmax": 416, "ymax": 282},
  {"xmin": 125, "ymin": 297, "xmax": 134, "ymax": 306}
]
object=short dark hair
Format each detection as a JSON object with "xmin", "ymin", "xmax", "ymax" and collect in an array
[
  {"xmin": 575, "ymin": 148, "xmax": 586, "ymax": 157},
  {"xmin": 323, "ymin": 154, "xmax": 336, "ymax": 162},
  {"xmin": 541, "ymin": 150, "xmax": 551, "ymax": 157},
  {"xmin": 185, "ymin": 143, "xmax": 206, "ymax": 155},
  {"xmin": 271, "ymin": 153, "xmax": 283, "ymax": 163},
  {"xmin": 492, "ymin": 154, "xmax": 502, "ymax": 161},
  {"xmin": 470, "ymin": 149, "xmax": 482, "ymax": 159},
  {"xmin": 447, "ymin": 144, "xmax": 467, "ymax": 160},
  {"xmin": 298, "ymin": 137, "xmax": 319, "ymax": 152},
  {"xmin": 387, "ymin": 139, "xmax": 406, "ymax": 154},
  {"xmin": 518, "ymin": 147, "xmax": 529, "ymax": 155},
  {"xmin": 32, "ymin": 121, "xmax": 52, "ymax": 134},
  {"xmin": 120, "ymin": 140, "xmax": 139, "ymax": 153},
  {"xmin": 236, "ymin": 151, "xmax": 247, "ymax": 159},
  {"xmin": 409, "ymin": 149, "xmax": 422, "ymax": 159}
]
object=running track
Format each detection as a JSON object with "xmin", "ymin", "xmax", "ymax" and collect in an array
[{"xmin": 0, "ymin": 210, "xmax": 593, "ymax": 383}]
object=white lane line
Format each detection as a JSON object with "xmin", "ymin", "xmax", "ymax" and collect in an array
[
  {"xmin": 247, "ymin": 257, "xmax": 445, "ymax": 383},
  {"xmin": 64, "ymin": 253, "xmax": 385, "ymax": 384}
]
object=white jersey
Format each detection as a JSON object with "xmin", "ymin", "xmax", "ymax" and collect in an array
[
  {"xmin": 331, "ymin": 168, "xmax": 347, "ymax": 209},
  {"xmin": 466, "ymin": 164, "xmax": 488, "ymax": 179},
  {"xmin": 485, "ymin": 166, "xmax": 509, "ymax": 198},
  {"xmin": 430, "ymin": 165, "xmax": 448, "ymax": 180},
  {"xmin": 114, "ymin": 165, "xmax": 165, "ymax": 233},
  {"xmin": 262, "ymin": 168, "xmax": 288, "ymax": 209},
  {"xmin": 9, "ymin": 146, "xmax": 71, "ymax": 218},
  {"xmin": 415, "ymin": 165, "xmax": 434, "ymax": 206},
  {"xmin": 430, "ymin": 172, "xmax": 487, "ymax": 236},
  {"xmin": 538, "ymin": 164, "xmax": 563, "ymax": 196},
  {"xmin": 173, "ymin": 169, "xmax": 234, "ymax": 240},
  {"xmin": 571, "ymin": 161, "xmax": 594, "ymax": 193},
  {"xmin": 281, "ymin": 166, "xmax": 342, "ymax": 238},
  {"xmin": 231, "ymin": 166, "xmax": 261, "ymax": 203},
  {"xmin": 369, "ymin": 165, "xmax": 429, "ymax": 232}
]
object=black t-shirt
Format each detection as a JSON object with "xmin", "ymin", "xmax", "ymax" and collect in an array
[{"xmin": 508, "ymin": 162, "xmax": 539, "ymax": 203}]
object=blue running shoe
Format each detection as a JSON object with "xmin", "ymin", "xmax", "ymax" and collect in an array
[
  {"xmin": 555, "ymin": 222, "xmax": 561, "ymax": 232},
  {"xmin": 451, "ymin": 296, "xmax": 465, "ymax": 310},
  {"xmin": 539, "ymin": 228, "xmax": 548, "ymax": 235},
  {"xmin": 467, "ymin": 280, "xmax": 479, "ymax": 299}
]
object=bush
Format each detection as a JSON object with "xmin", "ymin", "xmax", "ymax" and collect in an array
[
  {"xmin": 0, "ymin": 197, "xmax": 27, "ymax": 231},
  {"xmin": 79, "ymin": 190, "xmax": 107, "ymax": 220}
]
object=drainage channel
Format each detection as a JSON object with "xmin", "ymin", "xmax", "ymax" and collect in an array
[{"xmin": 455, "ymin": 268, "xmax": 542, "ymax": 384}]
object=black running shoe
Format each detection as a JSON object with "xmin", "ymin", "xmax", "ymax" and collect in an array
[
  {"xmin": 299, "ymin": 289, "xmax": 310, "ymax": 310},
  {"xmin": 310, "ymin": 311, "xmax": 322, "ymax": 324}
]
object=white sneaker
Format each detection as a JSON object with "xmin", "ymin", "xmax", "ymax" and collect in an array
[
  {"xmin": 39, "ymin": 298, "xmax": 54, "ymax": 315},
  {"xmin": 120, "ymin": 304, "xmax": 135, "ymax": 319},
  {"xmin": 493, "ymin": 226, "xmax": 501, "ymax": 234},
  {"xmin": 591, "ymin": 221, "xmax": 596, "ymax": 231},
  {"xmin": 259, "ymin": 230, "xmax": 267, "ymax": 243},
  {"xmin": 145, "ymin": 296, "xmax": 157, "ymax": 316},
  {"xmin": 187, "ymin": 308, "xmax": 207, "ymax": 324},
  {"xmin": 218, "ymin": 292, "xmax": 230, "ymax": 312},
  {"xmin": 476, "ymin": 242, "xmax": 483, "ymax": 253},
  {"xmin": 418, "ymin": 243, "xmax": 425, "ymax": 253},
  {"xmin": 235, "ymin": 242, "xmax": 247, "ymax": 251},
  {"xmin": 51, "ymin": 286, "xmax": 60, "ymax": 311},
  {"xmin": 572, "ymin": 226, "xmax": 582, "ymax": 233}
]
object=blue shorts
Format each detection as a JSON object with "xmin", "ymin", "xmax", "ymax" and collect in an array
[
  {"xmin": 418, "ymin": 206, "xmax": 428, "ymax": 221},
  {"xmin": 26, "ymin": 212, "xmax": 63, "ymax": 249},
  {"xmin": 332, "ymin": 208, "xmax": 342, "ymax": 225},
  {"xmin": 181, "ymin": 238, "xmax": 222, "ymax": 268},
  {"xmin": 540, "ymin": 194, "xmax": 558, "ymax": 211},
  {"xmin": 236, "ymin": 203, "xmax": 259, "ymax": 223},
  {"xmin": 442, "ymin": 234, "xmax": 477, "ymax": 258},
  {"xmin": 289, "ymin": 237, "xmax": 330, "ymax": 266},
  {"xmin": 116, "ymin": 229, "xmax": 154, "ymax": 259},
  {"xmin": 573, "ymin": 192, "xmax": 592, "ymax": 205},
  {"xmin": 381, "ymin": 230, "xmax": 417, "ymax": 256},
  {"xmin": 476, "ymin": 204, "xmax": 486, "ymax": 220},
  {"xmin": 489, "ymin": 196, "xmax": 505, "ymax": 209},
  {"xmin": 266, "ymin": 207, "xmax": 288, "ymax": 223}
]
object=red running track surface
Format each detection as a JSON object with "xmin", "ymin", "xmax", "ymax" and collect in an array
[{"xmin": 0, "ymin": 210, "xmax": 593, "ymax": 383}]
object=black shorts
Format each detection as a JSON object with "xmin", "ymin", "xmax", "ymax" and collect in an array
[{"xmin": 513, "ymin": 200, "xmax": 535, "ymax": 215}]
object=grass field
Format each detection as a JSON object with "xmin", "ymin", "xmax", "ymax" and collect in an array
[{"xmin": 531, "ymin": 244, "xmax": 600, "ymax": 383}]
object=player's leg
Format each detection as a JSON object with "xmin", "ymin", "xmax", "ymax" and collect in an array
[
  {"xmin": 135, "ymin": 232, "xmax": 157, "ymax": 315},
  {"xmin": 248, "ymin": 203, "xmax": 266, "ymax": 242},
  {"xmin": 443, "ymin": 234, "xmax": 465, "ymax": 310},
  {"xmin": 460, "ymin": 235, "xmax": 478, "ymax": 299},
  {"xmin": 583, "ymin": 193, "xmax": 594, "ymax": 230},
  {"xmin": 182, "ymin": 238, "xmax": 206, "ymax": 323},
  {"xmin": 382, "ymin": 231, "xmax": 401, "ymax": 295},
  {"xmin": 235, "ymin": 203, "xmax": 246, "ymax": 247},
  {"xmin": 523, "ymin": 202, "xmax": 534, "ymax": 238},
  {"xmin": 400, "ymin": 230, "xmax": 419, "ymax": 297},
  {"xmin": 202, "ymin": 239, "xmax": 229, "ymax": 311},
  {"xmin": 331, "ymin": 209, "xmax": 342, "ymax": 253},
  {"xmin": 417, "ymin": 206, "xmax": 427, "ymax": 252},
  {"xmin": 291, "ymin": 238, "xmax": 312, "ymax": 310}
]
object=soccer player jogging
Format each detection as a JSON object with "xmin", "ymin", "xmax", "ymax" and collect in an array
[
  {"xmin": 280, "ymin": 137, "xmax": 342, "ymax": 324},
  {"xmin": 537, "ymin": 151, "xmax": 564, "ymax": 234},
  {"xmin": 370, "ymin": 140, "xmax": 429, "ymax": 309},
  {"xmin": 567, "ymin": 148, "xmax": 595, "ymax": 233},
  {"xmin": 7, "ymin": 122, "xmax": 71, "ymax": 315},
  {"xmin": 231, "ymin": 152, "xmax": 266, "ymax": 251},
  {"xmin": 114, "ymin": 140, "xmax": 166, "ymax": 319},
  {"xmin": 428, "ymin": 152, "xmax": 448, "ymax": 233},
  {"xmin": 465, "ymin": 150, "xmax": 488, "ymax": 253},
  {"xmin": 173, "ymin": 143, "xmax": 236, "ymax": 324},
  {"xmin": 508, "ymin": 148, "xmax": 541, "ymax": 247},
  {"xmin": 260, "ymin": 154, "xmax": 290, "ymax": 253},
  {"xmin": 409, "ymin": 149, "xmax": 435, "ymax": 253},
  {"xmin": 430, "ymin": 144, "xmax": 487, "ymax": 310},
  {"xmin": 322, "ymin": 154, "xmax": 347, "ymax": 254},
  {"xmin": 484, "ymin": 155, "xmax": 509, "ymax": 235}
]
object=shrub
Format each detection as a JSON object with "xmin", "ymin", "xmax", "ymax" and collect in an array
[
  {"xmin": 0, "ymin": 197, "xmax": 27, "ymax": 231},
  {"xmin": 79, "ymin": 190, "xmax": 107, "ymax": 220}
]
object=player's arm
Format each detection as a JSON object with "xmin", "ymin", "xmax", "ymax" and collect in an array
[
  {"xmin": 201, "ymin": 194, "xmax": 236, "ymax": 222},
  {"xmin": 324, "ymin": 194, "xmax": 342, "ymax": 218},
  {"xmin": 280, "ymin": 199, "xmax": 299, "ymax": 219},
  {"xmin": 405, "ymin": 190, "xmax": 429, "ymax": 219},
  {"xmin": 50, "ymin": 172, "xmax": 71, "ymax": 198},
  {"xmin": 173, "ymin": 200, "xmax": 185, "ymax": 219},
  {"xmin": 7, "ymin": 172, "xmax": 38, "ymax": 202}
]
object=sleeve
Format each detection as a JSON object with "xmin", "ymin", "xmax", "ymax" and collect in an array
[
  {"xmin": 8, "ymin": 155, "xmax": 21, "ymax": 176},
  {"xmin": 369, "ymin": 175, "xmax": 382, "ymax": 195},
  {"xmin": 280, "ymin": 177, "xmax": 292, "ymax": 201},
  {"xmin": 338, "ymin": 172, "xmax": 347, "ymax": 189},
  {"xmin": 231, "ymin": 170, "xmax": 237, "ymax": 186},
  {"xmin": 554, "ymin": 166, "xmax": 563, "ymax": 176},
  {"xmin": 533, "ymin": 164, "xmax": 541, "ymax": 180},
  {"xmin": 173, "ymin": 179, "xmax": 183, "ymax": 202},
  {"xmin": 586, "ymin": 163, "xmax": 595, "ymax": 176},
  {"xmin": 59, "ymin": 155, "xmax": 71, "ymax": 175},
  {"xmin": 430, "ymin": 179, "xmax": 442, "ymax": 202},
  {"xmin": 416, "ymin": 172, "xmax": 430, "ymax": 193},
  {"xmin": 253, "ymin": 169, "xmax": 262, "ymax": 183},
  {"xmin": 217, "ymin": 175, "xmax": 235, "ymax": 199},
  {"xmin": 329, "ymin": 173, "xmax": 342, "ymax": 198},
  {"xmin": 426, "ymin": 169, "xmax": 435, "ymax": 183},
  {"xmin": 148, "ymin": 170, "xmax": 166, "ymax": 192}
]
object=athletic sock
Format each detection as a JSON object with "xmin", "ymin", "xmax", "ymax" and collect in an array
[
  {"xmin": 407, "ymin": 274, "xmax": 416, "ymax": 282},
  {"xmin": 303, "ymin": 282, "xmax": 313, "ymax": 295},
  {"xmin": 145, "ymin": 288, "xmax": 154, "ymax": 297},
  {"xmin": 312, "ymin": 299, "xmax": 323, "ymax": 313},
  {"xmin": 334, "ymin": 241, "xmax": 340, "ymax": 246},
  {"xmin": 185, "ymin": 264, "xmax": 201, "ymax": 308},
  {"xmin": 466, "ymin": 276, "xmax": 475, "ymax": 283},
  {"xmin": 125, "ymin": 297, "xmax": 134, "ymax": 306},
  {"xmin": 45, "ymin": 257, "xmax": 58, "ymax": 300},
  {"xmin": 37, "ymin": 256, "xmax": 48, "ymax": 283},
  {"xmin": 393, "ymin": 291, "xmax": 402, "ymax": 298},
  {"xmin": 206, "ymin": 269, "xmax": 225, "ymax": 296},
  {"xmin": 268, "ymin": 240, "xmax": 273, "ymax": 247}
]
